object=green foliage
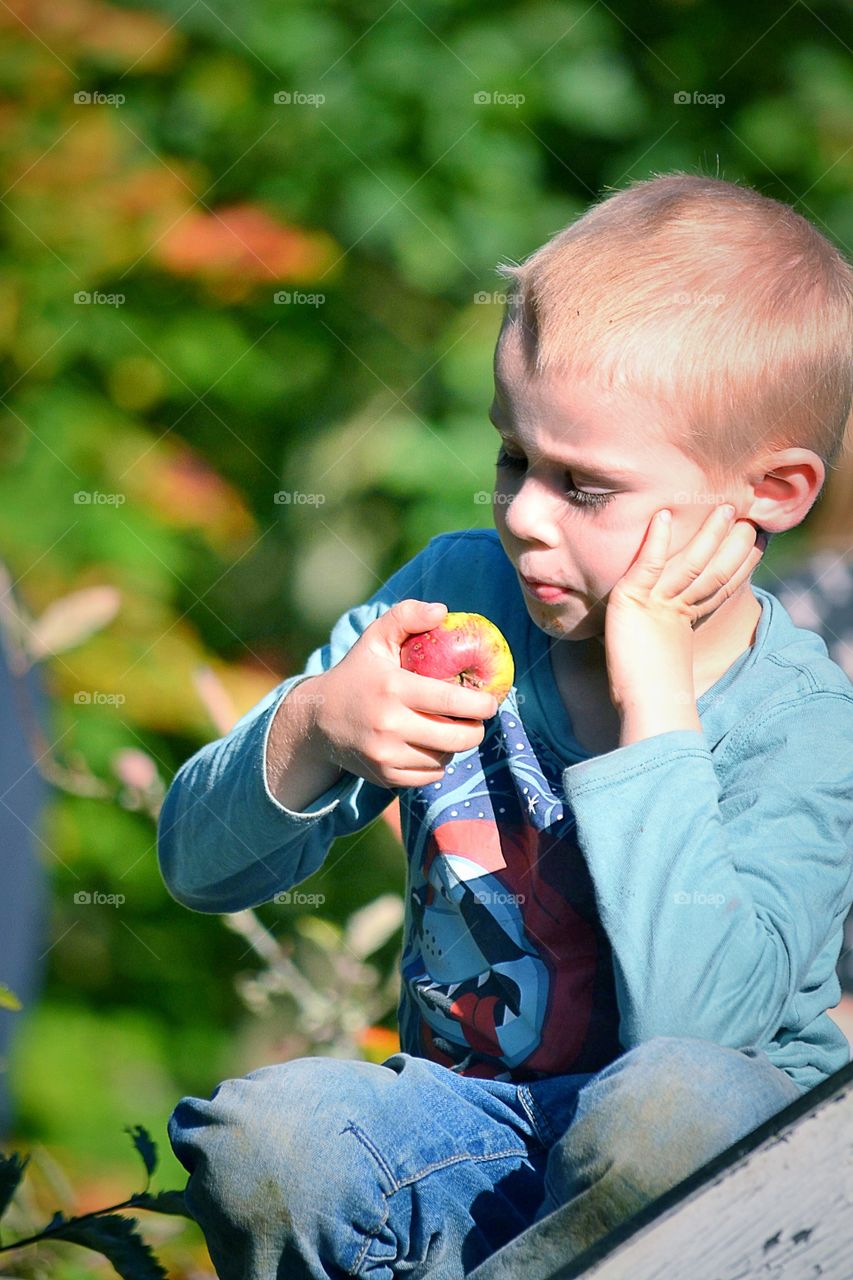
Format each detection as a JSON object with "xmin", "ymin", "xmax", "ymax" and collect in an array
[
  {"xmin": 0, "ymin": 987, "xmax": 21, "ymax": 1013},
  {"xmin": 0, "ymin": 1126, "xmax": 190, "ymax": 1279},
  {"xmin": 0, "ymin": 1153, "xmax": 29, "ymax": 1220}
]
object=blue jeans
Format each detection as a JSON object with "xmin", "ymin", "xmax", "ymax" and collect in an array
[{"xmin": 167, "ymin": 1036, "xmax": 802, "ymax": 1279}]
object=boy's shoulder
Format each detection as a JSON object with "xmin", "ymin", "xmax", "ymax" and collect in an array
[
  {"xmin": 749, "ymin": 583, "xmax": 853, "ymax": 697},
  {"xmin": 705, "ymin": 584, "xmax": 853, "ymax": 763}
]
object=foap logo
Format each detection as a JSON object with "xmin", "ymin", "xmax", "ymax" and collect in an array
[
  {"xmin": 673, "ymin": 491, "xmax": 729, "ymax": 505},
  {"xmin": 273, "ymin": 90, "xmax": 325, "ymax": 106},
  {"xmin": 273, "ymin": 490, "xmax": 326, "ymax": 506},
  {"xmin": 664, "ymin": 291, "xmax": 725, "ymax": 308},
  {"xmin": 473, "ymin": 890, "xmax": 526, "ymax": 906},
  {"xmin": 274, "ymin": 890, "xmax": 325, "ymax": 906},
  {"xmin": 473, "ymin": 291, "xmax": 518, "ymax": 305},
  {"xmin": 473, "ymin": 91, "xmax": 525, "ymax": 107},
  {"xmin": 673, "ymin": 90, "xmax": 725, "ymax": 108},
  {"xmin": 73, "ymin": 691, "xmax": 126, "ymax": 706},
  {"xmin": 74, "ymin": 890, "xmax": 126, "ymax": 907},
  {"xmin": 474, "ymin": 491, "xmax": 515, "ymax": 505},
  {"xmin": 73, "ymin": 490, "xmax": 126, "ymax": 505},
  {"xmin": 74, "ymin": 291, "xmax": 125, "ymax": 307},
  {"xmin": 74, "ymin": 90, "xmax": 125, "ymax": 107},
  {"xmin": 673, "ymin": 890, "xmax": 726, "ymax": 906},
  {"xmin": 273, "ymin": 291, "xmax": 325, "ymax": 307}
]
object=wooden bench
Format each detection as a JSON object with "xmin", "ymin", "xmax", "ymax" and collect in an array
[{"xmin": 467, "ymin": 1056, "xmax": 853, "ymax": 1280}]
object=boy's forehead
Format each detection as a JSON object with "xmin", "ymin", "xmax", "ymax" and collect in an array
[{"xmin": 489, "ymin": 341, "xmax": 720, "ymax": 486}]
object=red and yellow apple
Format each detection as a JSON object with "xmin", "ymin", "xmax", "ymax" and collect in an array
[{"xmin": 400, "ymin": 611, "xmax": 515, "ymax": 706}]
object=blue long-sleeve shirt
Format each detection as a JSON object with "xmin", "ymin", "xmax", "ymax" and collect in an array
[{"xmin": 157, "ymin": 529, "xmax": 853, "ymax": 1094}]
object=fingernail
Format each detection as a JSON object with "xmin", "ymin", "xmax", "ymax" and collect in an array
[{"xmin": 721, "ymin": 504, "xmax": 736, "ymax": 520}]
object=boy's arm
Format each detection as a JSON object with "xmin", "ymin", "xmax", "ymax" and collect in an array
[
  {"xmin": 264, "ymin": 674, "xmax": 345, "ymax": 812},
  {"xmin": 561, "ymin": 692, "xmax": 853, "ymax": 1055},
  {"xmin": 156, "ymin": 541, "xmax": 440, "ymax": 914}
]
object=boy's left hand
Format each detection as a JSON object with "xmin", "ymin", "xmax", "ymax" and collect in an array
[{"xmin": 604, "ymin": 504, "xmax": 766, "ymax": 712}]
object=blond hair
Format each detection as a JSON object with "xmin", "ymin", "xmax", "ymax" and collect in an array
[{"xmin": 495, "ymin": 172, "xmax": 853, "ymax": 491}]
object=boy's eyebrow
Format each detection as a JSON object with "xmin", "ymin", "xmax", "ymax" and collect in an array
[{"xmin": 488, "ymin": 412, "xmax": 644, "ymax": 483}]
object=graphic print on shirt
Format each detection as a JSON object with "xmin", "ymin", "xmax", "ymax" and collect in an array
[{"xmin": 400, "ymin": 704, "xmax": 610, "ymax": 1080}]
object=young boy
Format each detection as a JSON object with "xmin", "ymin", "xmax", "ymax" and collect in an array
[{"xmin": 158, "ymin": 172, "xmax": 853, "ymax": 1280}]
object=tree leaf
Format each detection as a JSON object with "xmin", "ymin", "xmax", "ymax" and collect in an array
[
  {"xmin": 27, "ymin": 586, "xmax": 121, "ymax": 661},
  {"xmin": 0, "ymin": 1152, "xmax": 29, "ymax": 1221},
  {"xmin": 0, "ymin": 984, "xmax": 22, "ymax": 1011},
  {"xmin": 129, "ymin": 1189, "xmax": 193, "ymax": 1218},
  {"xmin": 124, "ymin": 1126, "xmax": 157, "ymax": 1178},
  {"xmin": 51, "ymin": 1213, "xmax": 168, "ymax": 1280}
]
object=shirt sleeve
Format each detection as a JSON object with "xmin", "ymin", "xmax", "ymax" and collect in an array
[
  {"xmin": 561, "ymin": 693, "xmax": 853, "ymax": 1052},
  {"xmin": 156, "ymin": 542, "xmax": 439, "ymax": 914}
]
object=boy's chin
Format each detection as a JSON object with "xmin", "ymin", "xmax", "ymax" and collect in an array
[{"xmin": 525, "ymin": 597, "xmax": 605, "ymax": 641}]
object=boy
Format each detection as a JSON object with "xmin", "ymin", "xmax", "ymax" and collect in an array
[{"xmin": 158, "ymin": 172, "xmax": 853, "ymax": 1280}]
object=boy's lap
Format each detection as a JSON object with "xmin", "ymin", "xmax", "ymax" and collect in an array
[
  {"xmin": 168, "ymin": 1051, "xmax": 550, "ymax": 1277},
  {"xmin": 187, "ymin": 1052, "xmax": 539, "ymax": 1179}
]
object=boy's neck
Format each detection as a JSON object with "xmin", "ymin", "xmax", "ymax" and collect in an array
[{"xmin": 690, "ymin": 586, "xmax": 762, "ymax": 697}]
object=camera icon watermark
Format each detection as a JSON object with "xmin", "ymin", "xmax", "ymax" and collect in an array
[
  {"xmin": 673, "ymin": 889, "xmax": 726, "ymax": 906},
  {"xmin": 273, "ymin": 490, "xmax": 326, "ymax": 506},
  {"xmin": 473, "ymin": 91, "xmax": 525, "ymax": 107},
  {"xmin": 273, "ymin": 90, "xmax": 325, "ymax": 106},
  {"xmin": 473, "ymin": 290, "xmax": 518, "ymax": 305},
  {"xmin": 274, "ymin": 890, "xmax": 326, "ymax": 906},
  {"xmin": 73, "ymin": 890, "xmax": 126, "ymax": 907},
  {"xmin": 663, "ymin": 290, "xmax": 725, "ymax": 308},
  {"xmin": 672, "ymin": 491, "xmax": 729, "ymax": 506},
  {"xmin": 74, "ymin": 291, "xmax": 125, "ymax": 307},
  {"xmin": 73, "ymin": 490, "xmax": 126, "ymax": 505},
  {"xmin": 472, "ymin": 890, "xmax": 526, "ymax": 906},
  {"xmin": 474, "ymin": 491, "xmax": 514, "ymax": 505},
  {"xmin": 74, "ymin": 90, "xmax": 125, "ymax": 107},
  {"xmin": 273, "ymin": 290, "xmax": 325, "ymax": 307},
  {"xmin": 673, "ymin": 90, "xmax": 725, "ymax": 108},
  {"xmin": 296, "ymin": 691, "xmax": 326, "ymax": 706}
]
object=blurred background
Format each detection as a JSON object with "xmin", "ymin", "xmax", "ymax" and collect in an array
[{"xmin": 0, "ymin": 1, "xmax": 851, "ymax": 1275}]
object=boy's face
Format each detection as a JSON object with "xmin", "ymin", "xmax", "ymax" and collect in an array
[{"xmin": 490, "ymin": 329, "xmax": 749, "ymax": 644}]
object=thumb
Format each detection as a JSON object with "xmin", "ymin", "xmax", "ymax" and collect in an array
[{"xmin": 376, "ymin": 598, "xmax": 447, "ymax": 649}]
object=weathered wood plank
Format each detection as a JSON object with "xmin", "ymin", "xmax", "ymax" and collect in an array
[{"xmin": 468, "ymin": 1060, "xmax": 853, "ymax": 1280}]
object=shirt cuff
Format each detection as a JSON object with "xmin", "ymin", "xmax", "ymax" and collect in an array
[{"xmin": 562, "ymin": 728, "xmax": 711, "ymax": 799}]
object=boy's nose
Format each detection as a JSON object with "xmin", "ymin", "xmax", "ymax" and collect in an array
[{"xmin": 502, "ymin": 477, "xmax": 561, "ymax": 541}]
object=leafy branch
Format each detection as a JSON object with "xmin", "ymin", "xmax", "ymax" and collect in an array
[{"xmin": 0, "ymin": 1125, "xmax": 192, "ymax": 1280}]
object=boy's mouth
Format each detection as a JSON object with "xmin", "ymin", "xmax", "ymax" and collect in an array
[{"xmin": 520, "ymin": 574, "xmax": 573, "ymax": 602}]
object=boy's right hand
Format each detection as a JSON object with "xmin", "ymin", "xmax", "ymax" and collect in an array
[{"xmin": 311, "ymin": 599, "xmax": 500, "ymax": 789}]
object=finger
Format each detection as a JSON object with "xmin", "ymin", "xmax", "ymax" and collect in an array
[
  {"xmin": 656, "ymin": 503, "xmax": 736, "ymax": 597},
  {"xmin": 624, "ymin": 508, "xmax": 673, "ymax": 591},
  {"xmin": 377, "ymin": 599, "xmax": 448, "ymax": 650},
  {"xmin": 408, "ymin": 709, "xmax": 487, "ymax": 754},
  {"xmin": 400, "ymin": 670, "xmax": 499, "ymax": 721},
  {"xmin": 680, "ymin": 520, "xmax": 758, "ymax": 605},
  {"xmin": 687, "ymin": 528, "xmax": 763, "ymax": 612},
  {"xmin": 369, "ymin": 742, "xmax": 455, "ymax": 780}
]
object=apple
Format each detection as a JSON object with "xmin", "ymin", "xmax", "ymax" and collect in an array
[{"xmin": 400, "ymin": 611, "xmax": 515, "ymax": 706}]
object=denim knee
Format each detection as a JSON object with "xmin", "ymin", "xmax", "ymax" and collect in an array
[
  {"xmin": 541, "ymin": 1035, "xmax": 800, "ymax": 1214},
  {"xmin": 167, "ymin": 1056, "xmax": 399, "ymax": 1279}
]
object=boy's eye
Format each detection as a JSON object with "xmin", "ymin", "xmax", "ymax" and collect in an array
[{"xmin": 494, "ymin": 446, "xmax": 616, "ymax": 511}]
